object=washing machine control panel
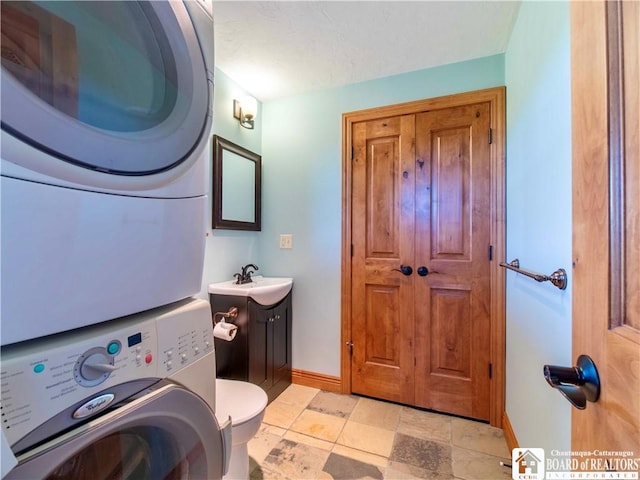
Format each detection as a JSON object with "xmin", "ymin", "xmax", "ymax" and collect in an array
[{"xmin": 0, "ymin": 299, "xmax": 214, "ymax": 448}]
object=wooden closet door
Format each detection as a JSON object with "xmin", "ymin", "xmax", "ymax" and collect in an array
[
  {"xmin": 349, "ymin": 103, "xmax": 493, "ymax": 421},
  {"xmin": 414, "ymin": 103, "xmax": 492, "ymax": 421},
  {"xmin": 350, "ymin": 115, "xmax": 416, "ymax": 404}
]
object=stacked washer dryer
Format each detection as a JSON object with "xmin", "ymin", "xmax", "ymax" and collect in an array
[{"xmin": 0, "ymin": 1, "xmax": 233, "ymax": 478}]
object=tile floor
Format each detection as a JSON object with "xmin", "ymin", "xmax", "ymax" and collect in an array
[{"xmin": 247, "ymin": 384, "xmax": 512, "ymax": 480}]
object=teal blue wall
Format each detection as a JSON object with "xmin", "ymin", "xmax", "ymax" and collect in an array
[
  {"xmin": 259, "ymin": 55, "xmax": 505, "ymax": 376},
  {"xmin": 505, "ymin": 1, "xmax": 571, "ymax": 451},
  {"xmin": 198, "ymin": 68, "xmax": 263, "ymax": 298}
]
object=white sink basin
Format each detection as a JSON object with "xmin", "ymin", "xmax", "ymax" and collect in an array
[{"xmin": 208, "ymin": 276, "xmax": 293, "ymax": 306}]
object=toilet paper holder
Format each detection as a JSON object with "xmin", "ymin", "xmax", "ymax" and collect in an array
[{"xmin": 213, "ymin": 306, "xmax": 238, "ymax": 324}]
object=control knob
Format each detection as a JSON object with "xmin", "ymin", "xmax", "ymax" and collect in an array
[{"xmin": 74, "ymin": 347, "xmax": 116, "ymax": 387}]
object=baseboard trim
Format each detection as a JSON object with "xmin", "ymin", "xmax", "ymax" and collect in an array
[
  {"xmin": 502, "ymin": 411, "xmax": 519, "ymax": 452},
  {"xmin": 291, "ymin": 369, "xmax": 341, "ymax": 392}
]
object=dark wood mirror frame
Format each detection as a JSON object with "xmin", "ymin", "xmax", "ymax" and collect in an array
[{"xmin": 212, "ymin": 135, "xmax": 261, "ymax": 231}]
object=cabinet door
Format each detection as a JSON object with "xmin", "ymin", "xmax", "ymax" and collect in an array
[
  {"xmin": 211, "ymin": 295, "xmax": 249, "ymax": 381},
  {"xmin": 271, "ymin": 298, "xmax": 291, "ymax": 389},
  {"xmin": 247, "ymin": 301, "xmax": 271, "ymax": 390}
]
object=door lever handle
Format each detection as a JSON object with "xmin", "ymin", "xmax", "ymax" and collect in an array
[
  {"xmin": 393, "ymin": 265, "xmax": 413, "ymax": 276},
  {"xmin": 417, "ymin": 266, "xmax": 429, "ymax": 276},
  {"xmin": 416, "ymin": 266, "xmax": 439, "ymax": 276},
  {"xmin": 543, "ymin": 355, "xmax": 600, "ymax": 410}
]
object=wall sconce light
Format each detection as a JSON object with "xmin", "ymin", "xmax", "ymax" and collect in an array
[{"xmin": 233, "ymin": 96, "xmax": 258, "ymax": 129}]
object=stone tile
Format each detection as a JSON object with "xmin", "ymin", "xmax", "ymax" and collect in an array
[
  {"xmin": 336, "ymin": 421, "xmax": 396, "ymax": 458},
  {"xmin": 390, "ymin": 433, "xmax": 453, "ymax": 475},
  {"xmin": 251, "ymin": 464, "xmax": 312, "ymax": 480},
  {"xmin": 262, "ymin": 438, "xmax": 331, "ymax": 479},
  {"xmin": 322, "ymin": 452, "xmax": 385, "ymax": 480},
  {"xmin": 307, "ymin": 391, "xmax": 359, "ymax": 418},
  {"xmin": 273, "ymin": 384, "xmax": 320, "ymax": 408},
  {"xmin": 261, "ymin": 424, "xmax": 287, "ymax": 436},
  {"xmin": 398, "ymin": 407, "xmax": 452, "ymax": 444},
  {"xmin": 452, "ymin": 447, "xmax": 512, "ymax": 480},
  {"xmin": 331, "ymin": 445, "xmax": 389, "ymax": 468},
  {"xmin": 253, "ymin": 388, "xmax": 513, "ymax": 479},
  {"xmin": 349, "ymin": 397, "xmax": 402, "ymax": 431},
  {"xmin": 290, "ymin": 409, "xmax": 347, "ymax": 442},
  {"xmin": 284, "ymin": 430, "xmax": 335, "ymax": 451},
  {"xmin": 262, "ymin": 399, "xmax": 305, "ymax": 429},
  {"xmin": 451, "ymin": 418, "xmax": 510, "ymax": 458},
  {"xmin": 250, "ymin": 463, "xmax": 290, "ymax": 480},
  {"xmin": 248, "ymin": 427, "xmax": 285, "ymax": 471},
  {"xmin": 385, "ymin": 461, "xmax": 456, "ymax": 479}
]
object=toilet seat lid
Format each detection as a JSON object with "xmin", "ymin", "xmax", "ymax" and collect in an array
[{"xmin": 215, "ymin": 379, "xmax": 268, "ymax": 425}]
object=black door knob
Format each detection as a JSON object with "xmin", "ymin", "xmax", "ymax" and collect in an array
[
  {"xmin": 393, "ymin": 265, "xmax": 413, "ymax": 276},
  {"xmin": 543, "ymin": 355, "xmax": 600, "ymax": 410},
  {"xmin": 417, "ymin": 266, "xmax": 429, "ymax": 276}
]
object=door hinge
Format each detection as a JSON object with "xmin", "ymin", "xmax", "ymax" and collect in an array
[
  {"xmin": 489, "ymin": 363, "xmax": 493, "ymax": 379},
  {"xmin": 346, "ymin": 341, "xmax": 354, "ymax": 355},
  {"xmin": 489, "ymin": 245, "xmax": 494, "ymax": 261},
  {"xmin": 352, "ymin": 147, "xmax": 355, "ymax": 160},
  {"xmin": 351, "ymin": 244, "xmax": 354, "ymax": 257},
  {"xmin": 488, "ymin": 128, "xmax": 493, "ymax": 145}
]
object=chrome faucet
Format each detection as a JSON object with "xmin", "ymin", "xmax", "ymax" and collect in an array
[{"xmin": 234, "ymin": 264, "xmax": 259, "ymax": 284}]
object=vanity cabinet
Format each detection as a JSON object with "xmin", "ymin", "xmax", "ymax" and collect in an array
[{"xmin": 210, "ymin": 291, "xmax": 292, "ymax": 403}]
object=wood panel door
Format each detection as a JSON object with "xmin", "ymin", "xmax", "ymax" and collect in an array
[
  {"xmin": 414, "ymin": 103, "xmax": 492, "ymax": 420},
  {"xmin": 572, "ymin": 0, "xmax": 640, "ymax": 455},
  {"xmin": 350, "ymin": 115, "xmax": 417, "ymax": 404},
  {"xmin": 350, "ymin": 103, "xmax": 493, "ymax": 420}
]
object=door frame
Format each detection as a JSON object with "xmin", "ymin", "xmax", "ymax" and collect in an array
[{"xmin": 340, "ymin": 87, "xmax": 506, "ymax": 427}]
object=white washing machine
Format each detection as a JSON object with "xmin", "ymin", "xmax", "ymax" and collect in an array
[
  {"xmin": 0, "ymin": 298, "xmax": 231, "ymax": 479},
  {"xmin": 0, "ymin": 0, "xmax": 215, "ymax": 345}
]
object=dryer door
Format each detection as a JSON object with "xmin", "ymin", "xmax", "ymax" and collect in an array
[
  {"xmin": 0, "ymin": 1, "xmax": 211, "ymax": 178},
  {"xmin": 5, "ymin": 383, "xmax": 229, "ymax": 480}
]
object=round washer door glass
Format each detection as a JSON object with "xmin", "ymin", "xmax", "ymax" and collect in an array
[
  {"xmin": 44, "ymin": 426, "xmax": 202, "ymax": 480},
  {"xmin": 0, "ymin": 0, "xmax": 210, "ymax": 175},
  {"xmin": 5, "ymin": 383, "xmax": 225, "ymax": 480}
]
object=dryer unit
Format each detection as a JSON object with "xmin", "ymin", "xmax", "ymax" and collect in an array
[{"xmin": 1, "ymin": 0, "xmax": 215, "ymax": 345}]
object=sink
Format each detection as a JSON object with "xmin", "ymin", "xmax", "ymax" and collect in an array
[{"xmin": 208, "ymin": 276, "xmax": 293, "ymax": 306}]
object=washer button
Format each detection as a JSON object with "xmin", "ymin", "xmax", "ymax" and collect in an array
[
  {"xmin": 145, "ymin": 354, "xmax": 153, "ymax": 364},
  {"xmin": 107, "ymin": 341, "xmax": 120, "ymax": 355}
]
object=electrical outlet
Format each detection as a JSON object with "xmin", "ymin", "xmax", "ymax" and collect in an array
[{"xmin": 279, "ymin": 234, "xmax": 293, "ymax": 249}]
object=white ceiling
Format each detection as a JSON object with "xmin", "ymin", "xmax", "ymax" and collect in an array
[{"xmin": 212, "ymin": 1, "xmax": 521, "ymax": 102}]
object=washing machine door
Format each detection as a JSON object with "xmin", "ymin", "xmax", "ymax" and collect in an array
[
  {"xmin": 5, "ymin": 383, "xmax": 230, "ymax": 480},
  {"xmin": 0, "ymin": 0, "xmax": 212, "ymax": 185}
]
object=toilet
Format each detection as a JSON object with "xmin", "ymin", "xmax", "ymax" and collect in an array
[{"xmin": 215, "ymin": 378, "xmax": 268, "ymax": 479}]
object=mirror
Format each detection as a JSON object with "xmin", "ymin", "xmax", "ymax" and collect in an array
[{"xmin": 212, "ymin": 135, "xmax": 261, "ymax": 230}]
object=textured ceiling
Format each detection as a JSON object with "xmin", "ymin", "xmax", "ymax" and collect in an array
[{"xmin": 212, "ymin": 1, "xmax": 521, "ymax": 101}]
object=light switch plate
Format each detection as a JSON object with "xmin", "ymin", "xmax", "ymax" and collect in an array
[{"xmin": 279, "ymin": 234, "xmax": 293, "ymax": 249}]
